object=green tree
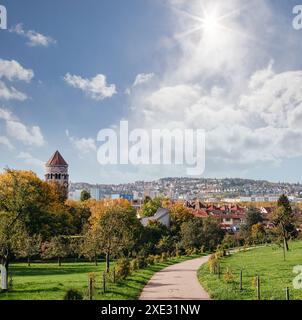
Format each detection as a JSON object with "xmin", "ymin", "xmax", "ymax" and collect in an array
[
  {"xmin": 79, "ymin": 228, "xmax": 102, "ymax": 265},
  {"xmin": 140, "ymin": 197, "xmax": 163, "ymax": 217},
  {"xmin": 272, "ymin": 194, "xmax": 295, "ymax": 251},
  {"xmin": 141, "ymin": 220, "xmax": 170, "ymax": 255},
  {"xmin": 15, "ymin": 232, "xmax": 42, "ymax": 266},
  {"xmin": 95, "ymin": 206, "xmax": 139, "ymax": 272},
  {"xmin": 80, "ymin": 190, "xmax": 91, "ymax": 202},
  {"xmin": 246, "ymin": 206, "xmax": 263, "ymax": 230},
  {"xmin": 42, "ymin": 236, "xmax": 70, "ymax": 266},
  {"xmin": 180, "ymin": 217, "xmax": 224, "ymax": 252},
  {"xmin": 0, "ymin": 212, "xmax": 24, "ymax": 290},
  {"xmin": 180, "ymin": 218, "xmax": 204, "ymax": 250}
]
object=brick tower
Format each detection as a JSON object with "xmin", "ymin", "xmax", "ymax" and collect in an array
[{"xmin": 45, "ymin": 151, "xmax": 69, "ymax": 192}]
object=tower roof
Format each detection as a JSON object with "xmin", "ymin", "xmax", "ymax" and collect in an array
[{"xmin": 46, "ymin": 151, "xmax": 68, "ymax": 166}]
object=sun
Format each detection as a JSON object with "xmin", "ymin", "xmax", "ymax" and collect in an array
[
  {"xmin": 173, "ymin": 4, "xmax": 248, "ymax": 41},
  {"xmin": 202, "ymin": 13, "xmax": 220, "ymax": 35}
]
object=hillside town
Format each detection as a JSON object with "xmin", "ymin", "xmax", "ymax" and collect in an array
[{"xmin": 69, "ymin": 177, "xmax": 302, "ymax": 203}]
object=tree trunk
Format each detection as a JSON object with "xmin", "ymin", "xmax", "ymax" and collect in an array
[
  {"xmin": 106, "ymin": 252, "xmax": 110, "ymax": 273},
  {"xmin": 94, "ymin": 254, "xmax": 98, "ymax": 266},
  {"xmin": 1, "ymin": 260, "xmax": 9, "ymax": 291},
  {"xmin": 58, "ymin": 257, "xmax": 61, "ymax": 267},
  {"xmin": 281, "ymin": 224, "xmax": 289, "ymax": 251},
  {"xmin": 27, "ymin": 256, "xmax": 31, "ymax": 267}
]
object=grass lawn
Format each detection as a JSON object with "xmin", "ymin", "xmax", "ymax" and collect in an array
[
  {"xmin": 198, "ymin": 241, "xmax": 302, "ymax": 300},
  {"xmin": 0, "ymin": 255, "xmax": 199, "ymax": 300}
]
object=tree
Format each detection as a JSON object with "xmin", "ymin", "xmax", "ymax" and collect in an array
[
  {"xmin": 170, "ymin": 202, "xmax": 194, "ymax": 238},
  {"xmin": 0, "ymin": 212, "xmax": 24, "ymax": 290},
  {"xmin": 139, "ymin": 197, "xmax": 163, "ymax": 217},
  {"xmin": 79, "ymin": 228, "xmax": 102, "ymax": 265},
  {"xmin": 180, "ymin": 217, "xmax": 224, "ymax": 252},
  {"xmin": 246, "ymin": 206, "xmax": 263, "ymax": 230},
  {"xmin": 180, "ymin": 218, "xmax": 204, "ymax": 250},
  {"xmin": 272, "ymin": 194, "xmax": 295, "ymax": 251},
  {"xmin": 92, "ymin": 205, "xmax": 140, "ymax": 272},
  {"xmin": 201, "ymin": 218, "xmax": 224, "ymax": 251},
  {"xmin": 42, "ymin": 236, "xmax": 70, "ymax": 266},
  {"xmin": 251, "ymin": 223, "xmax": 266, "ymax": 244},
  {"xmin": 80, "ymin": 190, "xmax": 91, "ymax": 202},
  {"xmin": 0, "ymin": 169, "xmax": 54, "ymax": 290},
  {"xmin": 141, "ymin": 220, "xmax": 170, "ymax": 255},
  {"xmin": 15, "ymin": 233, "xmax": 42, "ymax": 266}
]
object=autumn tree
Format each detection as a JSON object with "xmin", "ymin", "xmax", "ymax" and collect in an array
[
  {"xmin": 0, "ymin": 169, "xmax": 55, "ymax": 290},
  {"xmin": 169, "ymin": 202, "xmax": 194, "ymax": 237}
]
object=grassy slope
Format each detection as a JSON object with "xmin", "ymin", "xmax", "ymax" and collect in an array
[
  {"xmin": 0, "ymin": 256, "xmax": 198, "ymax": 300},
  {"xmin": 198, "ymin": 241, "xmax": 302, "ymax": 300}
]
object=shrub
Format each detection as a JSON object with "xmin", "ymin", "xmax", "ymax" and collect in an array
[
  {"xmin": 130, "ymin": 258, "xmax": 139, "ymax": 272},
  {"xmin": 115, "ymin": 258, "xmax": 130, "ymax": 280},
  {"xmin": 223, "ymin": 268, "xmax": 235, "ymax": 283},
  {"xmin": 160, "ymin": 252, "xmax": 168, "ymax": 262},
  {"xmin": 137, "ymin": 256, "xmax": 147, "ymax": 269},
  {"xmin": 63, "ymin": 289, "xmax": 83, "ymax": 300},
  {"xmin": 154, "ymin": 255, "xmax": 161, "ymax": 263},
  {"xmin": 208, "ymin": 254, "xmax": 218, "ymax": 274},
  {"xmin": 146, "ymin": 255, "xmax": 155, "ymax": 265}
]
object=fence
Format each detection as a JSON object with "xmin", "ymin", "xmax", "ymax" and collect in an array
[
  {"xmin": 210, "ymin": 263, "xmax": 293, "ymax": 300},
  {"xmin": 86, "ymin": 268, "xmax": 117, "ymax": 300}
]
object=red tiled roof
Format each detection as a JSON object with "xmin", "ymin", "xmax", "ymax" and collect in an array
[{"xmin": 46, "ymin": 151, "xmax": 68, "ymax": 166}]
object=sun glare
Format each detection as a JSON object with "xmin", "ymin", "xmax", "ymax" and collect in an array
[{"xmin": 202, "ymin": 13, "xmax": 220, "ymax": 34}]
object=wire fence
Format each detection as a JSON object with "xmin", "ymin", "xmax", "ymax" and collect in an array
[
  {"xmin": 207, "ymin": 263, "xmax": 294, "ymax": 300},
  {"xmin": 85, "ymin": 268, "xmax": 118, "ymax": 300}
]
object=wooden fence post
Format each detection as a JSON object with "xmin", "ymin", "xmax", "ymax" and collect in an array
[
  {"xmin": 88, "ymin": 276, "xmax": 93, "ymax": 300},
  {"xmin": 218, "ymin": 263, "xmax": 221, "ymax": 279},
  {"xmin": 103, "ymin": 272, "xmax": 106, "ymax": 294},
  {"xmin": 285, "ymin": 287, "xmax": 290, "ymax": 300},
  {"xmin": 257, "ymin": 275, "xmax": 260, "ymax": 300}
]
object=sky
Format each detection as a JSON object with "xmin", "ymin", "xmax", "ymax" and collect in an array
[{"xmin": 0, "ymin": 0, "xmax": 302, "ymax": 184}]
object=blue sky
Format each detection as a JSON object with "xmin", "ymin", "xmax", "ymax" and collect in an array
[{"xmin": 0, "ymin": 0, "xmax": 302, "ymax": 184}]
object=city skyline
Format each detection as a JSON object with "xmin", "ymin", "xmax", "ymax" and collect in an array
[{"xmin": 1, "ymin": 0, "xmax": 302, "ymax": 184}]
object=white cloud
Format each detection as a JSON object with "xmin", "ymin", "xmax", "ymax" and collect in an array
[
  {"xmin": 64, "ymin": 73, "xmax": 117, "ymax": 101},
  {"xmin": 0, "ymin": 59, "xmax": 33, "ymax": 101},
  {"xmin": 0, "ymin": 107, "xmax": 45, "ymax": 147},
  {"xmin": 0, "ymin": 59, "xmax": 34, "ymax": 82},
  {"xmin": 0, "ymin": 81, "xmax": 28, "ymax": 101},
  {"xmin": 17, "ymin": 152, "xmax": 44, "ymax": 168},
  {"xmin": 66, "ymin": 130, "xmax": 96, "ymax": 155},
  {"xmin": 0, "ymin": 136, "xmax": 14, "ymax": 150},
  {"xmin": 133, "ymin": 73, "xmax": 155, "ymax": 87},
  {"xmin": 10, "ymin": 23, "xmax": 56, "ymax": 47}
]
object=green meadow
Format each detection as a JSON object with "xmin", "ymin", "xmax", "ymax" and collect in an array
[{"xmin": 198, "ymin": 241, "xmax": 302, "ymax": 300}]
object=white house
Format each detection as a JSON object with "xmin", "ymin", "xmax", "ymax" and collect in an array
[{"xmin": 140, "ymin": 208, "xmax": 170, "ymax": 228}]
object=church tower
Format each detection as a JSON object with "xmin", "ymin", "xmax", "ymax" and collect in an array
[{"xmin": 45, "ymin": 151, "xmax": 69, "ymax": 192}]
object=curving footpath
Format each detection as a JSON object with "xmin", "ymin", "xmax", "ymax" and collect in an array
[{"xmin": 139, "ymin": 256, "xmax": 211, "ymax": 300}]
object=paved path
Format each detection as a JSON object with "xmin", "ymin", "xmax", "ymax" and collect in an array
[{"xmin": 139, "ymin": 256, "xmax": 211, "ymax": 300}]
